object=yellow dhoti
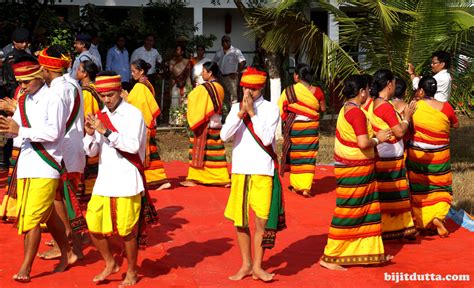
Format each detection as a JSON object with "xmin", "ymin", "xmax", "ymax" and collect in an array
[
  {"xmin": 224, "ymin": 174, "xmax": 272, "ymax": 227},
  {"xmin": 16, "ymin": 178, "xmax": 59, "ymax": 234},
  {"xmin": 86, "ymin": 194, "xmax": 141, "ymax": 237}
]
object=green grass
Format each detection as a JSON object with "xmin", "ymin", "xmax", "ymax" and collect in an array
[{"xmin": 157, "ymin": 116, "xmax": 474, "ymax": 214}]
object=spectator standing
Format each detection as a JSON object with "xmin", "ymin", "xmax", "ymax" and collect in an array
[
  {"xmin": 407, "ymin": 50, "xmax": 452, "ymax": 102},
  {"xmin": 89, "ymin": 33, "xmax": 103, "ymax": 68},
  {"xmin": 130, "ymin": 34, "xmax": 162, "ymax": 83},
  {"xmin": 106, "ymin": 35, "xmax": 130, "ymax": 89},
  {"xmin": 191, "ymin": 45, "xmax": 212, "ymax": 86},
  {"xmin": 213, "ymin": 35, "xmax": 246, "ymax": 116},
  {"xmin": 70, "ymin": 34, "xmax": 102, "ymax": 80}
]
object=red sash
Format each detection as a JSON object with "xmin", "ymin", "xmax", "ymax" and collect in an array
[{"xmin": 97, "ymin": 111, "xmax": 158, "ymax": 248}]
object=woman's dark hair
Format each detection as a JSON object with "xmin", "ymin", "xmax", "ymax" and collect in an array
[
  {"xmin": 196, "ymin": 44, "xmax": 205, "ymax": 51},
  {"xmin": 394, "ymin": 78, "xmax": 407, "ymax": 99},
  {"xmin": 370, "ymin": 69, "xmax": 394, "ymax": 97},
  {"xmin": 80, "ymin": 60, "xmax": 98, "ymax": 81},
  {"xmin": 97, "ymin": 70, "xmax": 118, "ymax": 77},
  {"xmin": 202, "ymin": 61, "xmax": 220, "ymax": 78},
  {"xmin": 46, "ymin": 44, "xmax": 68, "ymax": 58},
  {"xmin": 418, "ymin": 76, "xmax": 437, "ymax": 97},
  {"xmin": 342, "ymin": 74, "xmax": 370, "ymax": 99},
  {"xmin": 131, "ymin": 59, "xmax": 151, "ymax": 75},
  {"xmin": 295, "ymin": 63, "xmax": 313, "ymax": 83},
  {"xmin": 432, "ymin": 50, "xmax": 450, "ymax": 69}
]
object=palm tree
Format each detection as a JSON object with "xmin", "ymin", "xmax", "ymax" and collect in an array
[{"xmin": 243, "ymin": 0, "xmax": 474, "ymax": 112}]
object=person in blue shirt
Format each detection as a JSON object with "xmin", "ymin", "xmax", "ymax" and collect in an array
[{"xmin": 106, "ymin": 35, "xmax": 130, "ymax": 90}]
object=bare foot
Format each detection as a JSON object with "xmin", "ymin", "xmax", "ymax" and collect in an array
[
  {"xmin": 180, "ymin": 180, "xmax": 197, "ymax": 187},
  {"xmin": 93, "ymin": 263, "xmax": 120, "ymax": 283},
  {"xmin": 37, "ymin": 247, "xmax": 61, "ymax": 260},
  {"xmin": 433, "ymin": 218, "xmax": 449, "ymax": 238},
  {"xmin": 157, "ymin": 182, "xmax": 172, "ymax": 190},
  {"xmin": 119, "ymin": 270, "xmax": 138, "ymax": 287},
  {"xmin": 319, "ymin": 259, "xmax": 347, "ymax": 271},
  {"xmin": 53, "ymin": 252, "xmax": 77, "ymax": 273},
  {"xmin": 44, "ymin": 240, "xmax": 55, "ymax": 247},
  {"xmin": 224, "ymin": 183, "xmax": 231, "ymax": 188},
  {"xmin": 252, "ymin": 267, "xmax": 275, "ymax": 282},
  {"xmin": 13, "ymin": 273, "xmax": 31, "ymax": 283},
  {"xmin": 228, "ymin": 265, "xmax": 252, "ymax": 281}
]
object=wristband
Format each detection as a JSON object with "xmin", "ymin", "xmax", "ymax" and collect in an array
[
  {"xmin": 103, "ymin": 129, "xmax": 112, "ymax": 138},
  {"xmin": 372, "ymin": 137, "xmax": 379, "ymax": 145},
  {"xmin": 402, "ymin": 119, "xmax": 409, "ymax": 125}
]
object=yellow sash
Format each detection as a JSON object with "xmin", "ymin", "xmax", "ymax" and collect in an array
[
  {"xmin": 279, "ymin": 83, "xmax": 320, "ymax": 119},
  {"xmin": 412, "ymin": 100, "xmax": 450, "ymax": 145},
  {"xmin": 187, "ymin": 82, "xmax": 224, "ymax": 131},
  {"xmin": 127, "ymin": 82, "xmax": 160, "ymax": 128},
  {"xmin": 334, "ymin": 107, "xmax": 375, "ymax": 165}
]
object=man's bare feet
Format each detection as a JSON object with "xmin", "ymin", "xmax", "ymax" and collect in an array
[
  {"xmin": 157, "ymin": 182, "xmax": 172, "ymax": 191},
  {"xmin": 37, "ymin": 247, "xmax": 61, "ymax": 260},
  {"xmin": 180, "ymin": 180, "xmax": 197, "ymax": 187},
  {"xmin": 252, "ymin": 267, "xmax": 275, "ymax": 282},
  {"xmin": 119, "ymin": 270, "xmax": 138, "ymax": 287},
  {"xmin": 433, "ymin": 218, "xmax": 449, "ymax": 238},
  {"xmin": 13, "ymin": 273, "xmax": 31, "ymax": 283},
  {"xmin": 319, "ymin": 259, "xmax": 347, "ymax": 271},
  {"xmin": 228, "ymin": 265, "xmax": 252, "ymax": 281},
  {"xmin": 383, "ymin": 254, "xmax": 394, "ymax": 263},
  {"xmin": 92, "ymin": 263, "xmax": 120, "ymax": 283}
]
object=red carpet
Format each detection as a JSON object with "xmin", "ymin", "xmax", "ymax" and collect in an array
[{"xmin": 0, "ymin": 161, "xmax": 472, "ymax": 287}]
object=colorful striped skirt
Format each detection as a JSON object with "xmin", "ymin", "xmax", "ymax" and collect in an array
[
  {"xmin": 0, "ymin": 147, "xmax": 20, "ymax": 222},
  {"xmin": 187, "ymin": 128, "xmax": 230, "ymax": 185},
  {"xmin": 288, "ymin": 120, "xmax": 319, "ymax": 193},
  {"xmin": 322, "ymin": 163, "xmax": 386, "ymax": 265},
  {"xmin": 375, "ymin": 156, "xmax": 416, "ymax": 239},
  {"xmin": 406, "ymin": 144, "xmax": 452, "ymax": 229},
  {"xmin": 80, "ymin": 155, "xmax": 99, "ymax": 203},
  {"xmin": 145, "ymin": 129, "xmax": 169, "ymax": 190}
]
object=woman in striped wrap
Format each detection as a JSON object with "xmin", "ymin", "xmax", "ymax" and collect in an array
[
  {"xmin": 407, "ymin": 76, "xmax": 458, "ymax": 237},
  {"xmin": 124, "ymin": 59, "xmax": 171, "ymax": 190},
  {"xmin": 76, "ymin": 60, "xmax": 101, "ymax": 202},
  {"xmin": 320, "ymin": 75, "xmax": 393, "ymax": 270},
  {"xmin": 368, "ymin": 69, "xmax": 417, "ymax": 240},
  {"xmin": 278, "ymin": 64, "xmax": 326, "ymax": 197},
  {"xmin": 180, "ymin": 61, "xmax": 230, "ymax": 187}
]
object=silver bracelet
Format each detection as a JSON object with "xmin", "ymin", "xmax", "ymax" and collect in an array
[
  {"xmin": 402, "ymin": 119, "xmax": 409, "ymax": 125},
  {"xmin": 372, "ymin": 137, "xmax": 379, "ymax": 145}
]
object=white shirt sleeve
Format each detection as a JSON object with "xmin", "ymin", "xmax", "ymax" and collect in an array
[
  {"xmin": 17, "ymin": 97, "xmax": 66, "ymax": 143},
  {"xmin": 412, "ymin": 76, "xmax": 420, "ymax": 90},
  {"xmin": 130, "ymin": 49, "xmax": 138, "ymax": 63},
  {"xmin": 220, "ymin": 104, "xmax": 243, "ymax": 142},
  {"xmin": 433, "ymin": 71, "xmax": 451, "ymax": 102},
  {"xmin": 251, "ymin": 104, "xmax": 279, "ymax": 146},
  {"xmin": 83, "ymin": 133, "xmax": 100, "ymax": 157},
  {"xmin": 235, "ymin": 48, "xmax": 246, "ymax": 63}
]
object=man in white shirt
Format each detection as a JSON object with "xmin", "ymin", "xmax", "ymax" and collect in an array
[
  {"xmin": 83, "ymin": 71, "xmax": 147, "ymax": 286},
  {"xmin": 407, "ymin": 50, "xmax": 452, "ymax": 102},
  {"xmin": 0, "ymin": 54, "xmax": 71, "ymax": 283},
  {"xmin": 38, "ymin": 45, "xmax": 87, "ymax": 260},
  {"xmin": 130, "ymin": 34, "xmax": 162, "ymax": 81},
  {"xmin": 221, "ymin": 67, "xmax": 285, "ymax": 283},
  {"xmin": 70, "ymin": 34, "xmax": 102, "ymax": 80},
  {"xmin": 213, "ymin": 35, "xmax": 246, "ymax": 116}
]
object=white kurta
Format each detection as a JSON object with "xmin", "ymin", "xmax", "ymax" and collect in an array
[{"xmin": 83, "ymin": 100, "xmax": 147, "ymax": 197}]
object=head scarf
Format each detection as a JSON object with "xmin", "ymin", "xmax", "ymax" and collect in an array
[
  {"xmin": 38, "ymin": 48, "xmax": 71, "ymax": 73},
  {"xmin": 240, "ymin": 67, "xmax": 267, "ymax": 89},
  {"xmin": 12, "ymin": 60, "xmax": 42, "ymax": 81},
  {"xmin": 95, "ymin": 75, "xmax": 122, "ymax": 93}
]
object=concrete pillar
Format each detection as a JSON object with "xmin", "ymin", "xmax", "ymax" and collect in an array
[
  {"xmin": 194, "ymin": 6, "xmax": 203, "ymax": 35},
  {"xmin": 328, "ymin": 0, "xmax": 339, "ymax": 42}
]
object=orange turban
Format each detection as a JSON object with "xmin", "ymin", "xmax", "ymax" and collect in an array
[
  {"xmin": 38, "ymin": 48, "xmax": 71, "ymax": 72},
  {"xmin": 95, "ymin": 75, "xmax": 122, "ymax": 93},
  {"xmin": 240, "ymin": 67, "xmax": 267, "ymax": 89},
  {"xmin": 12, "ymin": 61, "xmax": 42, "ymax": 81}
]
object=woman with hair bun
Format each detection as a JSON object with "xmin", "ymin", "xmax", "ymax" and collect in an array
[
  {"xmin": 180, "ymin": 61, "xmax": 230, "ymax": 187},
  {"xmin": 407, "ymin": 76, "xmax": 458, "ymax": 238},
  {"xmin": 278, "ymin": 63, "xmax": 326, "ymax": 197},
  {"xmin": 122, "ymin": 59, "xmax": 171, "ymax": 190},
  {"xmin": 320, "ymin": 74, "xmax": 393, "ymax": 270},
  {"xmin": 367, "ymin": 69, "xmax": 417, "ymax": 240}
]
